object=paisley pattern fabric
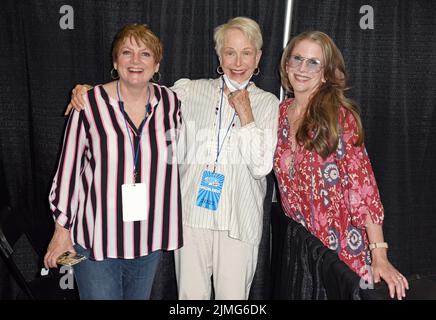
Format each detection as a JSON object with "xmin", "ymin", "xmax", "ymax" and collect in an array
[{"xmin": 273, "ymin": 99, "xmax": 384, "ymax": 278}]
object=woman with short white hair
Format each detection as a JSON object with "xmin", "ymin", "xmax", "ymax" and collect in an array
[{"xmin": 172, "ymin": 16, "xmax": 278, "ymax": 300}]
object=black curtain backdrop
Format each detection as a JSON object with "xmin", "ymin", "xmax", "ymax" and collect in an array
[
  {"xmin": 291, "ymin": 0, "xmax": 436, "ymax": 276},
  {"xmin": 0, "ymin": 0, "xmax": 286, "ymax": 298},
  {"xmin": 1, "ymin": 0, "xmax": 436, "ymax": 299}
]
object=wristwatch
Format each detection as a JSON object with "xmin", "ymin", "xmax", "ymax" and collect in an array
[{"xmin": 369, "ymin": 242, "xmax": 389, "ymax": 250}]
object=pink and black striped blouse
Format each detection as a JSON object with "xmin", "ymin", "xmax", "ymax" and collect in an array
[{"xmin": 49, "ymin": 84, "xmax": 182, "ymax": 261}]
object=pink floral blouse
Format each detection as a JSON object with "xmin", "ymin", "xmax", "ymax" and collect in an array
[{"xmin": 273, "ymin": 99, "xmax": 384, "ymax": 278}]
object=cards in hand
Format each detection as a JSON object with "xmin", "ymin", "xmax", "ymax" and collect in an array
[{"xmin": 56, "ymin": 251, "xmax": 87, "ymax": 266}]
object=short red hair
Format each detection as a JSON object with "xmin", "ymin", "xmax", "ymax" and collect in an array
[{"xmin": 111, "ymin": 24, "xmax": 163, "ymax": 63}]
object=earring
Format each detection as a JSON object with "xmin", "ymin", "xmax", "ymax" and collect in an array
[
  {"xmin": 216, "ymin": 66, "xmax": 224, "ymax": 75},
  {"xmin": 111, "ymin": 68, "xmax": 119, "ymax": 79},
  {"xmin": 152, "ymin": 71, "xmax": 161, "ymax": 82},
  {"xmin": 253, "ymin": 67, "xmax": 260, "ymax": 76}
]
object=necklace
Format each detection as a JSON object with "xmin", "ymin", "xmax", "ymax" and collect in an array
[
  {"xmin": 287, "ymin": 100, "xmax": 300, "ymax": 180},
  {"xmin": 117, "ymin": 80, "xmax": 151, "ymax": 183}
]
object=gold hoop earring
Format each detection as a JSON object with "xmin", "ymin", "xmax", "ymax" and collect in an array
[
  {"xmin": 253, "ymin": 67, "xmax": 260, "ymax": 76},
  {"xmin": 111, "ymin": 68, "xmax": 119, "ymax": 79},
  {"xmin": 152, "ymin": 72, "xmax": 161, "ymax": 82},
  {"xmin": 216, "ymin": 66, "xmax": 224, "ymax": 75}
]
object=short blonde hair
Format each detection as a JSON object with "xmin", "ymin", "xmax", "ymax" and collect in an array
[
  {"xmin": 214, "ymin": 17, "xmax": 263, "ymax": 56},
  {"xmin": 112, "ymin": 24, "xmax": 163, "ymax": 63}
]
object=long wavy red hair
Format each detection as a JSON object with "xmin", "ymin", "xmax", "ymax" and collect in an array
[{"xmin": 280, "ymin": 31, "xmax": 364, "ymax": 158}]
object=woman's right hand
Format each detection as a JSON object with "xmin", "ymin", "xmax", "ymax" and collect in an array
[
  {"xmin": 65, "ymin": 84, "xmax": 93, "ymax": 115},
  {"xmin": 43, "ymin": 223, "xmax": 75, "ymax": 269}
]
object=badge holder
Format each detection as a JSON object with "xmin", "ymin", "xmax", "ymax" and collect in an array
[{"xmin": 196, "ymin": 166, "xmax": 225, "ymax": 211}]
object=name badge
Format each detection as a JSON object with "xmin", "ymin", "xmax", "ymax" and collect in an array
[
  {"xmin": 196, "ymin": 171, "xmax": 225, "ymax": 211},
  {"xmin": 121, "ymin": 183, "xmax": 148, "ymax": 222}
]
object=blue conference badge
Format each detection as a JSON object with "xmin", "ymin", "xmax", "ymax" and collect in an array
[{"xmin": 196, "ymin": 171, "xmax": 225, "ymax": 211}]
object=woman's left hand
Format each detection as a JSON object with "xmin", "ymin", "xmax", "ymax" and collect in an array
[
  {"xmin": 44, "ymin": 223, "xmax": 75, "ymax": 269},
  {"xmin": 371, "ymin": 254, "xmax": 409, "ymax": 300},
  {"xmin": 228, "ymin": 90, "xmax": 254, "ymax": 126}
]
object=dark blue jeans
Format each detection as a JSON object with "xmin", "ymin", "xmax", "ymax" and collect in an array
[{"xmin": 73, "ymin": 244, "xmax": 162, "ymax": 300}]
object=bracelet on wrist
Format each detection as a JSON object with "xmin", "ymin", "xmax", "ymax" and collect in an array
[{"xmin": 369, "ymin": 242, "xmax": 388, "ymax": 250}]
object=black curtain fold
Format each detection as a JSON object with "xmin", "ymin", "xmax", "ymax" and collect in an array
[
  {"xmin": 271, "ymin": 203, "xmax": 363, "ymax": 300},
  {"xmin": 0, "ymin": 1, "xmax": 41, "ymax": 252}
]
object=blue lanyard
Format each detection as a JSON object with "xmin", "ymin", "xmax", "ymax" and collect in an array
[
  {"xmin": 116, "ymin": 80, "xmax": 151, "ymax": 182},
  {"xmin": 214, "ymin": 77, "xmax": 237, "ymax": 170}
]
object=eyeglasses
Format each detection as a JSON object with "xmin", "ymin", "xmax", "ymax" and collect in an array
[{"xmin": 287, "ymin": 55, "xmax": 323, "ymax": 73}]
